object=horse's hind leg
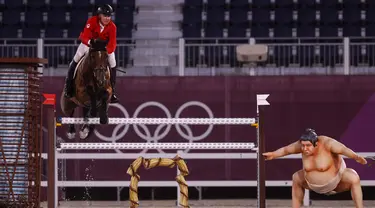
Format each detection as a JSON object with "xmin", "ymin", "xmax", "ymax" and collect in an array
[{"xmin": 79, "ymin": 107, "xmax": 94, "ymax": 140}]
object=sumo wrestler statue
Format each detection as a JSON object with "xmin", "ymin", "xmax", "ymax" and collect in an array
[{"xmin": 263, "ymin": 128, "xmax": 367, "ymax": 208}]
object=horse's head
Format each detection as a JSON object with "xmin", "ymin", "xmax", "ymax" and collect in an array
[{"xmin": 88, "ymin": 42, "xmax": 109, "ymax": 89}]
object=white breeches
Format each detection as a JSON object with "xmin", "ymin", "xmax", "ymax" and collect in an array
[{"xmin": 73, "ymin": 43, "xmax": 116, "ymax": 68}]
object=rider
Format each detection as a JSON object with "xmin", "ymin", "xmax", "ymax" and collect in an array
[{"xmin": 63, "ymin": 4, "xmax": 119, "ymax": 103}]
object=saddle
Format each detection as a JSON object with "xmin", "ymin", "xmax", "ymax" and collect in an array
[
  {"xmin": 73, "ymin": 54, "xmax": 110, "ymax": 80},
  {"xmin": 73, "ymin": 55, "xmax": 86, "ymax": 79}
]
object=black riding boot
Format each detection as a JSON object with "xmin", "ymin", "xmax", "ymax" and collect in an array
[
  {"xmin": 64, "ymin": 61, "xmax": 78, "ymax": 98},
  {"xmin": 110, "ymin": 67, "xmax": 119, "ymax": 103}
]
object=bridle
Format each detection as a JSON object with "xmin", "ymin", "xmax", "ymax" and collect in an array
[{"xmin": 88, "ymin": 48, "xmax": 109, "ymax": 91}]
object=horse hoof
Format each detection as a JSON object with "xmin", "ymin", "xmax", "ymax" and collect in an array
[
  {"xmin": 79, "ymin": 127, "xmax": 90, "ymax": 140},
  {"xmin": 67, "ymin": 132, "xmax": 76, "ymax": 140},
  {"xmin": 100, "ymin": 116, "xmax": 108, "ymax": 124}
]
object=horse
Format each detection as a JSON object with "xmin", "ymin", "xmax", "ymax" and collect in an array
[{"xmin": 60, "ymin": 40, "xmax": 113, "ymax": 140}]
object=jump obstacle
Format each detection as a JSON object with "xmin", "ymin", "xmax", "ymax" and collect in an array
[
  {"xmin": 0, "ymin": 58, "xmax": 47, "ymax": 207},
  {"xmin": 127, "ymin": 155, "xmax": 190, "ymax": 208},
  {"xmin": 43, "ymin": 94, "xmax": 270, "ymax": 208}
]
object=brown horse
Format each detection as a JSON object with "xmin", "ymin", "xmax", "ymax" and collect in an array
[{"xmin": 60, "ymin": 41, "xmax": 113, "ymax": 140}]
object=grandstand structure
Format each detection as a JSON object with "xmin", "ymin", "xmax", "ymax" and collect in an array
[{"xmin": 0, "ymin": 0, "xmax": 374, "ymax": 75}]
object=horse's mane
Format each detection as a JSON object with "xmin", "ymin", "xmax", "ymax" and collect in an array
[
  {"xmin": 90, "ymin": 45, "xmax": 107, "ymax": 52},
  {"xmin": 90, "ymin": 41, "xmax": 108, "ymax": 53}
]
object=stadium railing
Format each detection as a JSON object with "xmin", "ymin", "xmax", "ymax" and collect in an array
[{"xmin": 0, "ymin": 37, "xmax": 374, "ymax": 76}]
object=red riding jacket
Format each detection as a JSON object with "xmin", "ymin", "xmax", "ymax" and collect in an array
[{"xmin": 79, "ymin": 16, "xmax": 117, "ymax": 54}]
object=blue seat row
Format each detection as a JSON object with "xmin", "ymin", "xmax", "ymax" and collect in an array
[
  {"xmin": 0, "ymin": 0, "xmax": 135, "ymax": 10},
  {"xmin": 182, "ymin": 1, "xmax": 375, "ymax": 38},
  {"xmin": 182, "ymin": 24, "xmax": 373, "ymax": 38},
  {"xmin": 1, "ymin": 10, "xmax": 134, "ymax": 26},
  {"xmin": 0, "ymin": 0, "xmax": 135, "ymax": 38},
  {"xmin": 0, "ymin": 24, "xmax": 133, "ymax": 38},
  {"xmin": 183, "ymin": 7, "xmax": 373, "ymax": 25},
  {"xmin": 184, "ymin": 0, "xmax": 375, "ymax": 8}
]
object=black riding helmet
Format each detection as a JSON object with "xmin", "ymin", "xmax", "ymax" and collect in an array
[{"xmin": 97, "ymin": 4, "xmax": 114, "ymax": 16}]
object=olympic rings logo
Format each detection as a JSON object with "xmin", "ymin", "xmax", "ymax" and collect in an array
[{"xmin": 94, "ymin": 101, "xmax": 214, "ymax": 154}]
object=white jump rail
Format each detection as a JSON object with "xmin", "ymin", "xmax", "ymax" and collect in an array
[
  {"xmin": 58, "ymin": 117, "xmax": 256, "ymax": 125},
  {"xmin": 41, "ymin": 152, "xmax": 375, "ymax": 160},
  {"xmin": 45, "ymin": 94, "xmax": 270, "ymax": 208},
  {"xmin": 58, "ymin": 142, "xmax": 256, "ymax": 150}
]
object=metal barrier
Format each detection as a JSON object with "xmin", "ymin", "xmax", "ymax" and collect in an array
[
  {"xmin": 0, "ymin": 40, "xmax": 38, "ymax": 59},
  {"xmin": 184, "ymin": 42, "xmax": 344, "ymax": 68},
  {"xmin": 0, "ymin": 58, "xmax": 47, "ymax": 207},
  {"xmin": 1, "ymin": 37, "xmax": 375, "ymax": 75}
]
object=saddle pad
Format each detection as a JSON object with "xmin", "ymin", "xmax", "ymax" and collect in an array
[
  {"xmin": 73, "ymin": 55, "xmax": 111, "ymax": 79},
  {"xmin": 73, "ymin": 55, "xmax": 86, "ymax": 79}
]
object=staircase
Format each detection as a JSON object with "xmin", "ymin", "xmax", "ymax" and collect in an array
[{"xmin": 131, "ymin": 0, "xmax": 183, "ymax": 71}]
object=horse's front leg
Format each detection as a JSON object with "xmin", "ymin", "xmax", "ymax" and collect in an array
[
  {"xmin": 79, "ymin": 107, "xmax": 94, "ymax": 140},
  {"xmin": 83, "ymin": 106, "xmax": 90, "ymax": 122},
  {"xmin": 99, "ymin": 90, "xmax": 109, "ymax": 124},
  {"xmin": 87, "ymin": 86, "xmax": 97, "ymax": 118},
  {"xmin": 67, "ymin": 109, "xmax": 76, "ymax": 140}
]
